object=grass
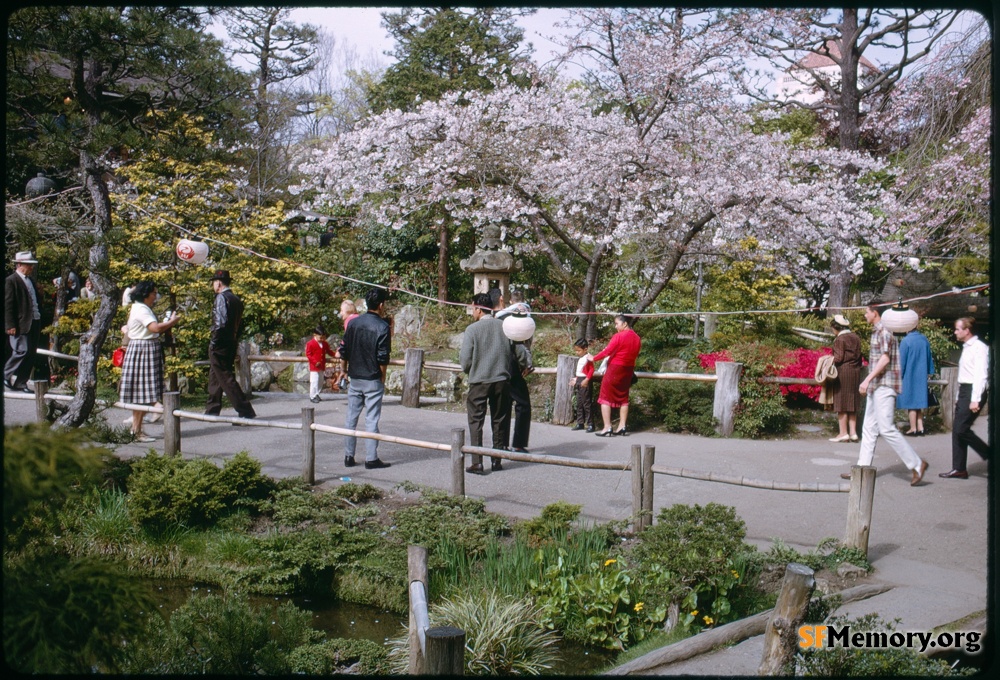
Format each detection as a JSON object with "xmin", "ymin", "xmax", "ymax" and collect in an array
[{"xmin": 430, "ymin": 524, "xmax": 613, "ymax": 601}]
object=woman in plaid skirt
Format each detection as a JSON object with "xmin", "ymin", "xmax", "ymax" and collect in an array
[{"xmin": 120, "ymin": 281, "xmax": 181, "ymax": 442}]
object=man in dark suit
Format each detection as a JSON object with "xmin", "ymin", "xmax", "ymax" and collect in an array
[
  {"xmin": 5, "ymin": 251, "xmax": 41, "ymax": 392},
  {"xmin": 204, "ymin": 269, "xmax": 256, "ymax": 419}
]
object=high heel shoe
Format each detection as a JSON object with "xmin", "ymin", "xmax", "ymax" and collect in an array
[
  {"xmin": 614, "ymin": 427, "xmax": 629, "ymax": 436},
  {"xmin": 828, "ymin": 434, "xmax": 851, "ymax": 442},
  {"xmin": 595, "ymin": 429, "xmax": 615, "ymax": 437}
]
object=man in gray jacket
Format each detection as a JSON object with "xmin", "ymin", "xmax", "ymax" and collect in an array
[{"xmin": 460, "ymin": 292, "xmax": 528, "ymax": 473}]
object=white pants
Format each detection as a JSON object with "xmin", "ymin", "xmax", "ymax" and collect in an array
[
  {"xmin": 857, "ymin": 385, "xmax": 922, "ymax": 470},
  {"xmin": 309, "ymin": 371, "xmax": 321, "ymax": 399}
]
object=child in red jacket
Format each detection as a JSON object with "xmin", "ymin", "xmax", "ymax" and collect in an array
[{"xmin": 305, "ymin": 326, "xmax": 337, "ymax": 403}]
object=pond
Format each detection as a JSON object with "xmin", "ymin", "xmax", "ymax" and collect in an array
[{"xmin": 150, "ymin": 582, "xmax": 614, "ymax": 675}]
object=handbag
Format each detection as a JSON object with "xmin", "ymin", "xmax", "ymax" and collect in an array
[
  {"xmin": 927, "ymin": 386, "xmax": 939, "ymax": 408},
  {"xmin": 111, "ymin": 347, "xmax": 126, "ymax": 367},
  {"xmin": 631, "ymin": 372, "xmax": 639, "ymax": 386}
]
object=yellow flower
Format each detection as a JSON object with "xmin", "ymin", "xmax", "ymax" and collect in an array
[
  {"xmin": 634, "ymin": 602, "xmax": 644, "ymax": 613},
  {"xmin": 604, "ymin": 558, "xmax": 617, "ymax": 567},
  {"xmin": 703, "ymin": 615, "xmax": 714, "ymax": 625},
  {"xmin": 732, "ymin": 570, "xmax": 740, "ymax": 579},
  {"xmin": 690, "ymin": 610, "xmax": 698, "ymax": 617}
]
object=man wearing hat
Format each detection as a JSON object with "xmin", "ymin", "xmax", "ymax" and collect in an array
[
  {"xmin": 204, "ymin": 270, "xmax": 256, "ymax": 419},
  {"xmin": 5, "ymin": 251, "xmax": 42, "ymax": 393}
]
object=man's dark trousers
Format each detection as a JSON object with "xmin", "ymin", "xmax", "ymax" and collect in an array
[
  {"xmin": 952, "ymin": 384, "xmax": 990, "ymax": 471},
  {"xmin": 5, "ymin": 319, "xmax": 40, "ymax": 388},
  {"xmin": 467, "ymin": 380, "xmax": 511, "ymax": 450},
  {"xmin": 508, "ymin": 369, "xmax": 531, "ymax": 448},
  {"xmin": 205, "ymin": 344, "xmax": 255, "ymax": 418}
]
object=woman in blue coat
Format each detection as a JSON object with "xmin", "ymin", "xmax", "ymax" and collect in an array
[{"xmin": 897, "ymin": 328, "xmax": 935, "ymax": 436}]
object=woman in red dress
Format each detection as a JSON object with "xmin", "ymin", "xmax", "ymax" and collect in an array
[{"xmin": 589, "ymin": 314, "xmax": 641, "ymax": 436}]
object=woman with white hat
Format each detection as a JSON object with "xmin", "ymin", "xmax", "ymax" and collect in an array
[{"xmin": 829, "ymin": 314, "xmax": 863, "ymax": 442}]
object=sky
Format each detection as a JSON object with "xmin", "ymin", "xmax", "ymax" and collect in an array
[{"xmin": 288, "ymin": 5, "xmax": 577, "ymax": 75}]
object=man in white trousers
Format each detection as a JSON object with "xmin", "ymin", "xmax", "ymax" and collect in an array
[{"xmin": 841, "ymin": 300, "xmax": 928, "ymax": 486}]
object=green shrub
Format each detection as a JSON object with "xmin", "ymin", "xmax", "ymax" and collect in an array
[
  {"xmin": 334, "ymin": 482, "xmax": 382, "ymax": 504},
  {"xmin": 127, "ymin": 451, "xmax": 274, "ymax": 531},
  {"xmin": 627, "ymin": 503, "xmax": 750, "ymax": 629},
  {"xmin": 236, "ymin": 527, "xmax": 348, "ymax": 595},
  {"xmin": 631, "ymin": 380, "xmax": 716, "ymax": 436},
  {"xmin": 121, "ymin": 590, "xmax": 322, "ymax": 674},
  {"xmin": 515, "ymin": 501, "xmax": 582, "ymax": 544},
  {"xmin": 389, "ymin": 490, "xmax": 510, "ymax": 557},
  {"xmin": 289, "ymin": 638, "xmax": 390, "ymax": 675}
]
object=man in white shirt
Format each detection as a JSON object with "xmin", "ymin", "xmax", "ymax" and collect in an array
[
  {"xmin": 940, "ymin": 317, "xmax": 990, "ymax": 479},
  {"xmin": 4, "ymin": 251, "xmax": 41, "ymax": 392}
]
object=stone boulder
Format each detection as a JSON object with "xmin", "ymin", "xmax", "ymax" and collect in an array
[
  {"xmin": 250, "ymin": 362, "xmax": 273, "ymax": 391},
  {"xmin": 395, "ymin": 304, "xmax": 422, "ymax": 336}
]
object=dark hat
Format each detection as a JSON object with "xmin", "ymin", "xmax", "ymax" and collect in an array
[
  {"xmin": 313, "ymin": 326, "xmax": 326, "ymax": 336},
  {"xmin": 209, "ymin": 269, "xmax": 231, "ymax": 284}
]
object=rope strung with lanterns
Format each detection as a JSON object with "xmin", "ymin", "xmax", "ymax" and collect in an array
[{"xmin": 140, "ymin": 202, "xmax": 991, "ymax": 322}]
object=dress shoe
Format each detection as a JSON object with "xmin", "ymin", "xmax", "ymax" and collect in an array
[
  {"xmin": 910, "ymin": 459, "xmax": 929, "ymax": 486},
  {"xmin": 938, "ymin": 469, "xmax": 969, "ymax": 479},
  {"xmin": 491, "ymin": 459, "xmax": 503, "ymax": 471},
  {"xmin": 904, "ymin": 430, "xmax": 920, "ymax": 437},
  {"xmin": 513, "ymin": 447, "xmax": 528, "ymax": 453},
  {"xmin": 466, "ymin": 463, "xmax": 486, "ymax": 475},
  {"xmin": 586, "ymin": 425, "xmax": 595, "ymax": 433},
  {"xmin": 364, "ymin": 458, "xmax": 391, "ymax": 470},
  {"xmin": 7, "ymin": 381, "xmax": 31, "ymax": 393},
  {"xmin": 595, "ymin": 429, "xmax": 615, "ymax": 437},
  {"xmin": 344, "ymin": 456, "xmax": 356, "ymax": 468},
  {"xmin": 570, "ymin": 424, "xmax": 585, "ymax": 431},
  {"xmin": 131, "ymin": 432, "xmax": 156, "ymax": 444},
  {"xmin": 829, "ymin": 434, "xmax": 851, "ymax": 443},
  {"xmin": 310, "ymin": 396, "xmax": 321, "ymax": 404},
  {"xmin": 614, "ymin": 428, "xmax": 629, "ymax": 437},
  {"xmin": 849, "ymin": 435, "xmax": 859, "ymax": 442}
]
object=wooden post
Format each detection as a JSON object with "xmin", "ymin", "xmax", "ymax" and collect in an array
[
  {"xmin": 642, "ymin": 445, "xmax": 655, "ymax": 531},
  {"xmin": 552, "ymin": 354, "xmax": 576, "ymax": 425},
  {"xmin": 844, "ymin": 465, "xmax": 877, "ymax": 555},
  {"xmin": 302, "ymin": 407, "xmax": 316, "ymax": 485},
  {"xmin": 163, "ymin": 391, "xmax": 180, "ymax": 456},
  {"xmin": 33, "ymin": 380, "xmax": 48, "ymax": 422},
  {"xmin": 450, "ymin": 428, "xmax": 466, "ymax": 497},
  {"xmin": 713, "ymin": 361, "xmax": 743, "ymax": 437},
  {"xmin": 940, "ymin": 366, "xmax": 958, "ymax": 431},
  {"xmin": 238, "ymin": 341, "xmax": 251, "ymax": 395},
  {"xmin": 408, "ymin": 545, "xmax": 429, "ymax": 675},
  {"xmin": 631, "ymin": 444, "xmax": 643, "ymax": 533},
  {"xmin": 425, "ymin": 626, "xmax": 466, "ymax": 675},
  {"xmin": 402, "ymin": 348, "xmax": 424, "ymax": 408},
  {"xmin": 758, "ymin": 562, "xmax": 815, "ymax": 676}
]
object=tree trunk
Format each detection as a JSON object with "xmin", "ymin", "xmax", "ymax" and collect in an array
[
  {"xmin": 57, "ymin": 148, "xmax": 118, "ymax": 427},
  {"xmin": 579, "ymin": 242, "xmax": 607, "ymax": 340},
  {"xmin": 828, "ymin": 7, "xmax": 862, "ymax": 312},
  {"xmin": 437, "ymin": 219, "xmax": 449, "ymax": 304}
]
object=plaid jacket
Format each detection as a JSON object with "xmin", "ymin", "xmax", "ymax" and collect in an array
[{"xmin": 868, "ymin": 321, "xmax": 902, "ymax": 394}]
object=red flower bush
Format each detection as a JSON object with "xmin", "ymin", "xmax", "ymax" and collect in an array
[
  {"xmin": 698, "ymin": 350, "xmax": 733, "ymax": 373},
  {"xmin": 776, "ymin": 347, "xmax": 832, "ymax": 400}
]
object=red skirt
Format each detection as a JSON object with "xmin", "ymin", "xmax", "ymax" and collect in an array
[{"xmin": 598, "ymin": 364, "xmax": 634, "ymax": 407}]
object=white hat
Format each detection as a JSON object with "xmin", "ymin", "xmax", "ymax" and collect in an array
[
  {"xmin": 831, "ymin": 314, "xmax": 851, "ymax": 328},
  {"xmin": 14, "ymin": 251, "xmax": 38, "ymax": 264}
]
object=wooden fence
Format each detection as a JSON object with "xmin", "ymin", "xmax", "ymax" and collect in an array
[{"xmin": 236, "ymin": 344, "xmax": 961, "ymax": 437}]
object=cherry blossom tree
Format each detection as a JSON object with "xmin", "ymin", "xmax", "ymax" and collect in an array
[
  {"xmin": 865, "ymin": 16, "xmax": 990, "ymax": 285},
  {"xmin": 737, "ymin": 7, "xmax": 962, "ymax": 310},
  {"xmin": 293, "ymin": 8, "xmax": 901, "ymax": 337}
]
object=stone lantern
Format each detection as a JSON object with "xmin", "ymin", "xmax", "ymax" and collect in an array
[
  {"xmin": 25, "ymin": 172, "xmax": 56, "ymax": 197},
  {"xmin": 459, "ymin": 224, "xmax": 521, "ymax": 308}
]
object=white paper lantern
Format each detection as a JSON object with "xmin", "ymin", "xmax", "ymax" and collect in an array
[
  {"xmin": 176, "ymin": 239, "xmax": 209, "ymax": 264},
  {"xmin": 503, "ymin": 314, "xmax": 535, "ymax": 342},
  {"xmin": 881, "ymin": 300, "xmax": 918, "ymax": 334}
]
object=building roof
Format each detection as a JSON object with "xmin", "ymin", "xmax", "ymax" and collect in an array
[{"xmin": 794, "ymin": 39, "xmax": 878, "ymax": 74}]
